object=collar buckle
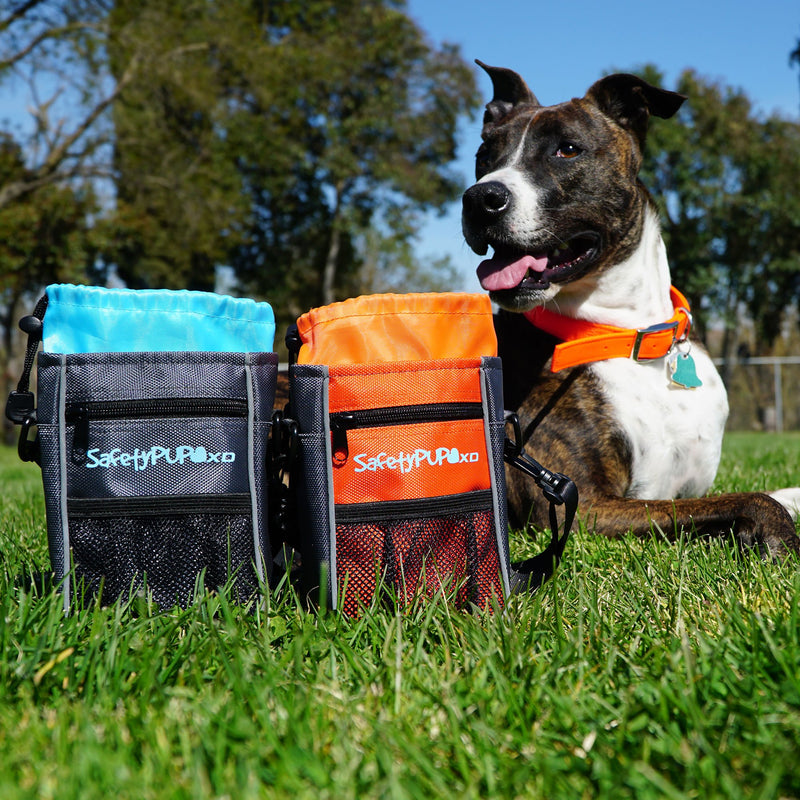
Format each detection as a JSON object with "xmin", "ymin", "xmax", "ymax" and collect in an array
[{"xmin": 632, "ymin": 320, "xmax": 679, "ymax": 361}]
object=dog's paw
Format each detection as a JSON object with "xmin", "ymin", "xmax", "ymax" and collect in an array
[
  {"xmin": 769, "ymin": 488, "xmax": 800, "ymax": 521},
  {"xmin": 753, "ymin": 531, "xmax": 800, "ymax": 561},
  {"xmin": 736, "ymin": 494, "xmax": 800, "ymax": 561}
]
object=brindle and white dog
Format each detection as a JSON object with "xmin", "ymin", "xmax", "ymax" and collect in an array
[{"xmin": 462, "ymin": 61, "xmax": 800, "ymax": 557}]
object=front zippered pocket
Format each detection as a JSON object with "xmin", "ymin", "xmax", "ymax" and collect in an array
[
  {"xmin": 330, "ymin": 402, "xmax": 483, "ymax": 463},
  {"xmin": 328, "ymin": 401, "xmax": 490, "ymax": 507},
  {"xmin": 63, "ymin": 395, "xmax": 254, "ymax": 500},
  {"xmin": 66, "ymin": 397, "xmax": 249, "ymax": 464}
]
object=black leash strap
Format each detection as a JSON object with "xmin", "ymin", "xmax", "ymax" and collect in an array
[
  {"xmin": 503, "ymin": 412, "xmax": 578, "ymax": 594},
  {"xmin": 268, "ymin": 408, "xmax": 300, "ymax": 553},
  {"xmin": 5, "ymin": 294, "xmax": 48, "ymax": 462}
]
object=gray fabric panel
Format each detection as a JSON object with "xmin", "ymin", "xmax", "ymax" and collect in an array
[
  {"xmin": 480, "ymin": 357, "xmax": 511, "ymax": 595},
  {"xmin": 288, "ymin": 364, "xmax": 334, "ymax": 603},
  {"xmin": 245, "ymin": 357, "xmax": 263, "ymax": 584},
  {"xmin": 250, "ymin": 353, "xmax": 278, "ymax": 588},
  {"xmin": 57, "ymin": 355, "xmax": 71, "ymax": 611},
  {"xmin": 33, "ymin": 350, "xmax": 277, "ymax": 607},
  {"xmin": 36, "ymin": 360, "xmax": 63, "ymax": 587}
]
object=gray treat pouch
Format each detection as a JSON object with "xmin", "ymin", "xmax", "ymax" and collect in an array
[{"xmin": 6, "ymin": 286, "xmax": 277, "ymax": 611}]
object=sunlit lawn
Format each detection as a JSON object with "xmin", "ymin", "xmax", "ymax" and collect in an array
[{"xmin": 1, "ymin": 434, "xmax": 799, "ymax": 799}]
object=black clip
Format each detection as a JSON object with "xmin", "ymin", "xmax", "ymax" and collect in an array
[
  {"xmin": 5, "ymin": 390, "xmax": 35, "ymax": 424},
  {"xmin": 503, "ymin": 411, "xmax": 578, "ymax": 508},
  {"xmin": 269, "ymin": 409, "xmax": 300, "ymax": 552},
  {"xmin": 271, "ymin": 409, "xmax": 299, "ymax": 477},
  {"xmin": 18, "ymin": 413, "xmax": 40, "ymax": 464},
  {"xmin": 285, "ymin": 324, "xmax": 302, "ymax": 366}
]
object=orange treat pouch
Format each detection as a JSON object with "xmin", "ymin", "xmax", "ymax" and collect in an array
[{"xmin": 283, "ymin": 293, "xmax": 575, "ymax": 615}]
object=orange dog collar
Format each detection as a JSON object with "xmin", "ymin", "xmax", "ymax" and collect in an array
[{"xmin": 524, "ymin": 286, "xmax": 693, "ymax": 372}]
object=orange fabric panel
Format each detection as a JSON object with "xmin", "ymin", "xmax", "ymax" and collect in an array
[
  {"xmin": 296, "ymin": 292, "xmax": 496, "ymax": 365},
  {"xmin": 331, "ymin": 419, "xmax": 491, "ymax": 505},
  {"xmin": 327, "ymin": 359, "xmax": 483, "ymax": 413}
]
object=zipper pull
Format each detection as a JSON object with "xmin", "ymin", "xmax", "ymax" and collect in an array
[
  {"xmin": 330, "ymin": 412, "xmax": 355, "ymax": 466},
  {"xmin": 72, "ymin": 405, "xmax": 89, "ymax": 464}
]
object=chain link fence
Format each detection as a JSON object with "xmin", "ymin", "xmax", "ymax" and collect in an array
[{"xmin": 716, "ymin": 357, "xmax": 800, "ymax": 432}]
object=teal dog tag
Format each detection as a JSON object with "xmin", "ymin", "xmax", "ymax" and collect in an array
[{"xmin": 670, "ymin": 351, "xmax": 702, "ymax": 389}]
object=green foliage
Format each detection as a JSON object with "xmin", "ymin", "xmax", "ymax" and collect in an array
[
  {"xmin": 0, "ymin": 0, "xmax": 478, "ymax": 371},
  {"xmin": 104, "ymin": 0, "xmax": 254, "ymax": 290},
  {"xmin": 226, "ymin": 0, "xmax": 479, "ymax": 317},
  {"xmin": 102, "ymin": 0, "xmax": 479, "ymax": 316},
  {"xmin": 0, "ymin": 133, "xmax": 99, "ymax": 422},
  {"xmin": 1, "ymin": 434, "xmax": 800, "ymax": 798},
  {"xmin": 639, "ymin": 66, "xmax": 800, "ymax": 350},
  {"xmin": 0, "ymin": 140, "xmax": 95, "ymax": 296}
]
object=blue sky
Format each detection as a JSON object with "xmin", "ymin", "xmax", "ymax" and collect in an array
[
  {"xmin": 2, "ymin": 1, "xmax": 798, "ymax": 293},
  {"xmin": 406, "ymin": 0, "xmax": 800, "ymax": 290}
]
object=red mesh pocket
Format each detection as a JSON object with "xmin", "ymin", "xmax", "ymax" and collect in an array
[{"xmin": 334, "ymin": 496, "xmax": 505, "ymax": 616}]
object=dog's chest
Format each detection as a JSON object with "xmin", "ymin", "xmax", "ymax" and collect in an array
[{"xmin": 591, "ymin": 351, "xmax": 729, "ymax": 499}]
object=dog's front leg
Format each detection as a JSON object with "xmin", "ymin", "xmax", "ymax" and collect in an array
[{"xmin": 579, "ymin": 493, "xmax": 800, "ymax": 560}]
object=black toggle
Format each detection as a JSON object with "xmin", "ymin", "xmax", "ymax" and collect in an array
[
  {"xmin": 5, "ymin": 390, "xmax": 35, "ymax": 424},
  {"xmin": 19, "ymin": 315, "xmax": 43, "ymax": 336}
]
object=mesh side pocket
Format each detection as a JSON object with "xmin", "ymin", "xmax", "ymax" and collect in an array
[
  {"xmin": 67, "ymin": 495, "xmax": 260, "ymax": 608},
  {"xmin": 334, "ymin": 492, "xmax": 504, "ymax": 616}
]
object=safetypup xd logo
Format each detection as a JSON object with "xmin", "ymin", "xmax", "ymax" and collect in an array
[
  {"xmin": 352, "ymin": 447, "xmax": 479, "ymax": 475},
  {"xmin": 85, "ymin": 444, "xmax": 235, "ymax": 471}
]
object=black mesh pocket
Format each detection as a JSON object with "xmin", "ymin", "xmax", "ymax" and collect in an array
[
  {"xmin": 333, "ymin": 491, "xmax": 505, "ymax": 616},
  {"xmin": 67, "ymin": 495, "xmax": 261, "ymax": 608}
]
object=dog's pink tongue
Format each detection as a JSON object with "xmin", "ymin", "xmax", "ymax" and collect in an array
[{"xmin": 477, "ymin": 253, "xmax": 548, "ymax": 291}]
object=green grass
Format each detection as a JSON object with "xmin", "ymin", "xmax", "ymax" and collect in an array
[{"xmin": 1, "ymin": 434, "xmax": 799, "ymax": 799}]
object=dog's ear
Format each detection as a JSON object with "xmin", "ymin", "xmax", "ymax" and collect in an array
[
  {"xmin": 586, "ymin": 73, "xmax": 686, "ymax": 148},
  {"xmin": 476, "ymin": 60, "xmax": 540, "ymax": 136}
]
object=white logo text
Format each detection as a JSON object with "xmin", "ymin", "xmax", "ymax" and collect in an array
[{"xmin": 352, "ymin": 447, "xmax": 479, "ymax": 475}]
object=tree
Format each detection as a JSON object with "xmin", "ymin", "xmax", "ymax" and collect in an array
[
  {"xmin": 105, "ymin": 0, "xmax": 479, "ymax": 323},
  {"xmin": 0, "ymin": 0, "xmax": 206, "ymax": 399},
  {"xmin": 1, "ymin": 0, "xmax": 479, "ymax": 346},
  {"xmin": 258, "ymin": 1, "xmax": 475, "ymax": 308},
  {"xmin": 104, "ymin": 0, "xmax": 254, "ymax": 291},
  {"xmin": 638, "ymin": 66, "xmax": 800, "ymax": 369},
  {"xmin": 0, "ymin": 0, "xmax": 136, "ymax": 210},
  {"xmin": 0, "ymin": 132, "xmax": 98, "ymax": 442}
]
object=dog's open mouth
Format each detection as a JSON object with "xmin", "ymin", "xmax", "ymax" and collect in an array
[{"xmin": 476, "ymin": 233, "xmax": 600, "ymax": 292}]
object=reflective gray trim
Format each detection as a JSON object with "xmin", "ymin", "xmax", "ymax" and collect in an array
[
  {"xmin": 245, "ymin": 356, "xmax": 265, "ymax": 585},
  {"xmin": 321, "ymin": 371, "xmax": 337, "ymax": 609},
  {"xmin": 481, "ymin": 361, "xmax": 510, "ymax": 597},
  {"xmin": 57, "ymin": 355, "xmax": 71, "ymax": 613}
]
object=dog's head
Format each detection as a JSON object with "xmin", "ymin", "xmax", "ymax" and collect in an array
[{"xmin": 462, "ymin": 62, "xmax": 685, "ymax": 311}]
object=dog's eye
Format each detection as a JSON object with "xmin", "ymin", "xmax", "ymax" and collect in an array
[
  {"xmin": 475, "ymin": 143, "xmax": 492, "ymax": 176},
  {"xmin": 555, "ymin": 142, "xmax": 581, "ymax": 159}
]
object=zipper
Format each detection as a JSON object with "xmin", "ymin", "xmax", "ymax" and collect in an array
[
  {"xmin": 334, "ymin": 489, "xmax": 493, "ymax": 524},
  {"xmin": 66, "ymin": 397, "xmax": 249, "ymax": 464},
  {"xmin": 330, "ymin": 402, "xmax": 483, "ymax": 464},
  {"xmin": 68, "ymin": 493, "xmax": 252, "ymax": 519}
]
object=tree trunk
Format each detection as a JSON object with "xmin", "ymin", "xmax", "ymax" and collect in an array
[
  {"xmin": 322, "ymin": 187, "xmax": 342, "ymax": 306},
  {"xmin": 718, "ymin": 283, "xmax": 740, "ymax": 389},
  {"xmin": 2, "ymin": 290, "xmax": 22, "ymax": 446}
]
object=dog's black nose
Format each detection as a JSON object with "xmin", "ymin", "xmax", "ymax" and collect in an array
[{"xmin": 462, "ymin": 181, "xmax": 511, "ymax": 222}]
